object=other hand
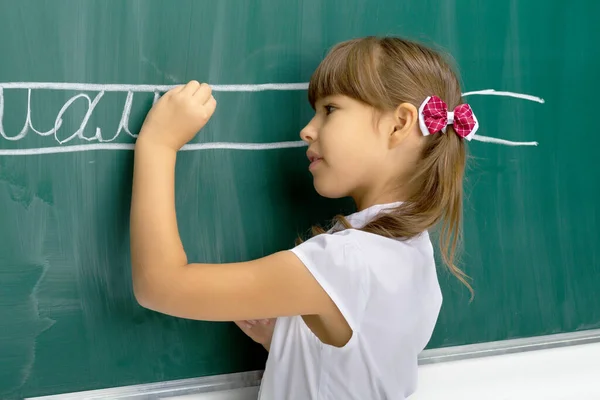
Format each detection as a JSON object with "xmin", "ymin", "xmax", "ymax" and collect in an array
[{"xmin": 234, "ymin": 318, "xmax": 276, "ymax": 351}]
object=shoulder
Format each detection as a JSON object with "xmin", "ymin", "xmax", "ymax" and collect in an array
[
  {"xmin": 290, "ymin": 230, "xmax": 367, "ymax": 278},
  {"xmin": 291, "ymin": 229, "xmax": 362, "ymax": 257},
  {"xmin": 319, "ymin": 229, "xmax": 438, "ymax": 297},
  {"xmin": 289, "ymin": 229, "xmax": 440, "ymax": 326},
  {"xmin": 292, "ymin": 228, "xmax": 434, "ymax": 264},
  {"xmin": 291, "ymin": 229, "xmax": 436, "ymax": 287},
  {"xmin": 288, "ymin": 230, "xmax": 370, "ymax": 329}
]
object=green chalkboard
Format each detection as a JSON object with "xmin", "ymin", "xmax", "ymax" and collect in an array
[{"xmin": 1, "ymin": 0, "xmax": 599, "ymax": 398}]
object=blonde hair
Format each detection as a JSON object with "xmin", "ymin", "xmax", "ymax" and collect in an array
[{"xmin": 302, "ymin": 36, "xmax": 473, "ymax": 296}]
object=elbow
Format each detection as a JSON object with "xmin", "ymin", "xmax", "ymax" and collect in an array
[
  {"xmin": 132, "ymin": 274, "xmax": 154, "ymax": 310},
  {"xmin": 131, "ymin": 261, "xmax": 187, "ymax": 313},
  {"xmin": 131, "ymin": 264, "xmax": 161, "ymax": 311},
  {"xmin": 130, "ymin": 250, "xmax": 189, "ymax": 312}
]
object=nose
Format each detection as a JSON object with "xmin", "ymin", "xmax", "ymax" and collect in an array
[{"xmin": 300, "ymin": 119, "xmax": 318, "ymax": 143}]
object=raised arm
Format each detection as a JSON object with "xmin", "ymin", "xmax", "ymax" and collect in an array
[{"xmin": 129, "ymin": 81, "xmax": 334, "ymax": 322}]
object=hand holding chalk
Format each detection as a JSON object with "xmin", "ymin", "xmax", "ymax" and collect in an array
[{"xmin": 138, "ymin": 80, "xmax": 217, "ymax": 151}]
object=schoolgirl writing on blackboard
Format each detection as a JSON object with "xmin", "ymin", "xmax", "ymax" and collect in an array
[{"xmin": 130, "ymin": 36, "xmax": 477, "ymax": 399}]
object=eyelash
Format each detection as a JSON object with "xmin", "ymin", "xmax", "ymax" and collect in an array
[{"xmin": 324, "ymin": 104, "xmax": 336, "ymax": 115}]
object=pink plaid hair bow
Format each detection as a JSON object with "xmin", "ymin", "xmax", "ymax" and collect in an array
[{"xmin": 418, "ymin": 96, "xmax": 479, "ymax": 140}]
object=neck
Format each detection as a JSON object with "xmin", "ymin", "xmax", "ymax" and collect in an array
[
  {"xmin": 353, "ymin": 192, "xmax": 406, "ymax": 211},
  {"xmin": 352, "ymin": 179, "xmax": 414, "ymax": 211}
]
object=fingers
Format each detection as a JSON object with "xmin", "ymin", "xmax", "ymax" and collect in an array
[
  {"xmin": 249, "ymin": 319, "xmax": 271, "ymax": 325},
  {"xmin": 179, "ymin": 80, "xmax": 211, "ymax": 97},
  {"xmin": 234, "ymin": 321, "xmax": 252, "ymax": 330},
  {"xmin": 171, "ymin": 84, "xmax": 186, "ymax": 94},
  {"xmin": 194, "ymin": 83, "xmax": 213, "ymax": 105},
  {"xmin": 203, "ymin": 95, "xmax": 217, "ymax": 119},
  {"xmin": 234, "ymin": 319, "xmax": 271, "ymax": 330},
  {"xmin": 181, "ymin": 80, "xmax": 201, "ymax": 95},
  {"xmin": 171, "ymin": 81, "xmax": 213, "ymax": 104},
  {"xmin": 175, "ymin": 81, "xmax": 216, "ymax": 122}
]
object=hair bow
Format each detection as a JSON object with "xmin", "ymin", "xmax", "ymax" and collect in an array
[{"xmin": 418, "ymin": 96, "xmax": 479, "ymax": 140}]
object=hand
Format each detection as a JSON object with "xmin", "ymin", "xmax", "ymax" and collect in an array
[
  {"xmin": 138, "ymin": 80, "xmax": 217, "ymax": 151},
  {"xmin": 234, "ymin": 318, "xmax": 276, "ymax": 351}
]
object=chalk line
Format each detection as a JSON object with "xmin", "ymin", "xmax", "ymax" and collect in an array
[
  {"xmin": 472, "ymin": 135, "xmax": 538, "ymax": 146},
  {"xmin": 0, "ymin": 134, "xmax": 539, "ymax": 155},
  {"xmin": 462, "ymin": 89, "xmax": 545, "ymax": 104},
  {"xmin": 0, "ymin": 82, "xmax": 543, "ymax": 153},
  {"xmin": 0, "ymin": 82, "xmax": 310, "ymax": 92},
  {"xmin": 0, "ymin": 83, "xmax": 543, "ymax": 104},
  {"xmin": 0, "ymin": 141, "xmax": 308, "ymax": 156}
]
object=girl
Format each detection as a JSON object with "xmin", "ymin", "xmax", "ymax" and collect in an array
[{"xmin": 130, "ymin": 36, "xmax": 476, "ymax": 399}]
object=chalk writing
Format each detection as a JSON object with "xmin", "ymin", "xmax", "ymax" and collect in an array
[{"xmin": 0, "ymin": 82, "xmax": 541, "ymax": 156}]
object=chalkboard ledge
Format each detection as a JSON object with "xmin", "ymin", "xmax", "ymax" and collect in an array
[
  {"xmin": 419, "ymin": 328, "xmax": 600, "ymax": 364},
  {"xmin": 27, "ymin": 370, "xmax": 263, "ymax": 400},
  {"xmin": 26, "ymin": 329, "xmax": 600, "ymax": 399}
]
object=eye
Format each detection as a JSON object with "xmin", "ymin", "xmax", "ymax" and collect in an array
[{"xmin": 324, "ymin": 104, "xmax": 337, "ymax": 115}]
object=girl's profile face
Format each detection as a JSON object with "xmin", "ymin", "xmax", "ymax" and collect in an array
[{"xmin": 300, "ymin": 95, "xmax": 392, "ymax": 205}]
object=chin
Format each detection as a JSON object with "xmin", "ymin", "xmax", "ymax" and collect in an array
[{"xmin": 313, "ymin": 177, "xmax": 347, "ymax": 199}]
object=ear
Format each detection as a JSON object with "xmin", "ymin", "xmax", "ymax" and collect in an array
[{"xmin": 388, "ymin": 102, "xmax": 419, "ymax": 149}]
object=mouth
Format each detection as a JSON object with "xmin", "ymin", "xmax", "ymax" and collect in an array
[
  {"xmin": 308, "ymin": 158, "xmax": 322, "ymax": 170},
  {"xmin": 306, "ymin": 150, "xmax": 323, "ymax": 170},
  {"xmin": 306, "ymin": 150, "xmax": 322, "ymax": 162}
]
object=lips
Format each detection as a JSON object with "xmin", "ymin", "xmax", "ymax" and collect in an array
[
  {"xmin": 306, "ymin": 149, "xmax": 322, "ymax": 163},
  {"xmin": 306, "ymin": 149, "xmax": 323, "ymax": 171}
]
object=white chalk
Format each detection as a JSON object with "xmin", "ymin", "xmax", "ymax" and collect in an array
[
  {"xmin": 0, "ymin": 82, "xmax": 543, "ymax": 154},
  {"xmin": 0, "ymin": 141, "xmax": 307, "ymax": 156}
]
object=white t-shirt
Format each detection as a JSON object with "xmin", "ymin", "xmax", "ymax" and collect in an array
[{"xmin": 257, "ymin": 202, "xmax": 443, "ymax": 400}]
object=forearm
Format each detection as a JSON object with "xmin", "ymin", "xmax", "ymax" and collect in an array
[{"xmin": 130, "ymin": 139, "xmax": 187, "ymax": 298}]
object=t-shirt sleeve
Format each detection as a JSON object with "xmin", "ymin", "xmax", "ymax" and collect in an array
[{"xmin": 289, "ymin": 230, "xmax": 368, "ymax": 331}]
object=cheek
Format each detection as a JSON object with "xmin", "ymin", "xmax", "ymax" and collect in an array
[
  {"xmin": 311, "ymin": 123, "xmax": 383, "ymax": 197},
  {"xmin": 312, "ymin": 149, "xmax": 371, "ymax": 198}
]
